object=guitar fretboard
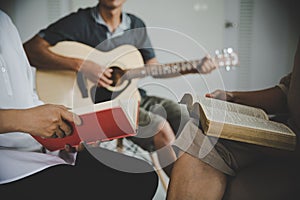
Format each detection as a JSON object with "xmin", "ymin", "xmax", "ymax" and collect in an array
[
  {"xmin": 120, "ymin": 47, "xmax": 238, "ymax": 80},
  {"xmin": 125, "ymin": 60, "xmax": 202, "ymax": 79}
]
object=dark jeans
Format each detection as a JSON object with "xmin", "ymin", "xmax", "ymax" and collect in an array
[{"xmin": 0, "ymin": 148, "xmax": 158, "ymax": 200}]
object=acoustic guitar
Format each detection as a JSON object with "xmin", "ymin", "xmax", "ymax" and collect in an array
[{"xmin": 36, "ymin": 41, "xmax": 238, "ymax": 108}]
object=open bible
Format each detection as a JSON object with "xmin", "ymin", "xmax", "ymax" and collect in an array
[
  {"xmin": 180, "ymin": 93, "xmax": 296, "ymax": 151},
  {"xmin": 33, "ymin": 99, "xmax": 139, "ymax": 151}
]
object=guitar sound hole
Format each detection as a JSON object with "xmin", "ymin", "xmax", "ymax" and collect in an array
[
  {"xmin": 91, "ymin": 66, "xmax": 131, "ymax": 104},
  {"xmin": 110, "ymin": 66, "xmax": 125, "ymax": 87}
]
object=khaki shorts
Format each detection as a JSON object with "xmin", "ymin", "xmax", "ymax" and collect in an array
[
  {"xmin": 173, "ymin": 119, "xmax": 297, "ymax": 176},
  {"xmin": 128, "ymin": 95, "xmax": 190, "ymax": 152}
]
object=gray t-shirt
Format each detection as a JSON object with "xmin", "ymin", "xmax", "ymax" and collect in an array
[{"xmin": 38, "ymin": 4, "xmax": 155, "ymax": 63}]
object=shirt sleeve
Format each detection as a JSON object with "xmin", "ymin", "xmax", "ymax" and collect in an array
[
  {"xmin": 138, "ymin": 30, "xmax": 156, "ymax": 63},
  {"xmin": 38, "ymin": 10, "xmax": 86, "ymax": 45},
  {"xmin": 277, "ymin": 73, "xmax": 292, "ymax": 95},
  {"xmin": 129, "ymin": 15, "xmax": 156, "ymax": 62}
]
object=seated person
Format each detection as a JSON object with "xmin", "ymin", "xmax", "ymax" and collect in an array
[
  {"xmin": 0, "ymin": 10, "xmax": 158, "ymax": 200},
  {"xmin": 167, "ymin": 37, "xmax": 300, "ymax": 200}
]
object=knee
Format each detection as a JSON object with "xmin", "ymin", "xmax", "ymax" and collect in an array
[
  {"xmin": 177, "ymin": 152, "xmax": 215, "ymax": 175},
  {"xmin": 153, "ymin": 121, "xmax": 175, "ymax": 146}
]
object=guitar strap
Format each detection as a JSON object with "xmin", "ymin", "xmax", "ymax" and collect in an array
[{"xmin": 76, "ymin": 72, "xmax": 88, "ymax": 98}]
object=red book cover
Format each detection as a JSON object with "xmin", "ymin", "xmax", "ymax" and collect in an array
[{"xmin": 33, "ymin": 102, "xmax": 139, "ymax": 151}]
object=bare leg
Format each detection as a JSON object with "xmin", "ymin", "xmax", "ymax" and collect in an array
[
  {"xmin": 153, "ymin": 121, "xmax": 176, "ymax": 177},
  {"xmin": 167, "ymin": 152, "xmax": 227, "ymax": 200}
]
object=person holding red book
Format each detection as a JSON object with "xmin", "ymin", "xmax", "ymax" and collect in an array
[{"xmin": 0, "ymin": 10, "xmax": 158, "ymax": 199}]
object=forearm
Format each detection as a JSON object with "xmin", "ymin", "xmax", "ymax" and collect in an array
[
  {"xmin": 23, "ymin": 35, "xmax": 81, "ymax": 71},
  {"xmin": 229, "ymin": 86, "xmax": 288, "ymax": 114},
  {"xmin": 0, "ymin": 109, "xmax": 25, "ymax": 134}
]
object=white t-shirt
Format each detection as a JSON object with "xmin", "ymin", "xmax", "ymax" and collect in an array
[{"xmin": 0, "ymin": 10, "xmax": 75, "ymax": 184}]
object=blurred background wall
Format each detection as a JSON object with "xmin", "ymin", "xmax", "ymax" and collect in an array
[{"xmin": 1, "ymin": 0, "xmax": 299, "ymax": 101}]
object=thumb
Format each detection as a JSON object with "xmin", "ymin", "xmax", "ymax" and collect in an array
[{"xmin": 205, "ymin": 93, "xmax": 213, "ymax": 98}]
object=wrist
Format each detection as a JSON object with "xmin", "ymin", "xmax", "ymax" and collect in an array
[
  {"xmin": 13, "ymin": 110, "xmax": 28, "ymax": 133},
  {"xmin": 226, "ymin": 91, "xmax": 235, "ymax": 102},
  {"xmin": 71, "ymin": 58, "xmax": 83, "ymax": 72}
]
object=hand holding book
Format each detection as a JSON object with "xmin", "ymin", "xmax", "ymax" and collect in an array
[
  {"xmin": 205, "ymin": 89, "xmax": 234, "ymax": 102},
  {"xmin": 33, "ymin": 99, "xmax": 139, "ymax": 151},
  {"xmin": 180, "ymin": 92, "xmax": 296, "ymax": 151}
]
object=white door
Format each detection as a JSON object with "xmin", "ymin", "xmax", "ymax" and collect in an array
[{"xmin": 223, "ymin": 0, "xmax": 299, "ymax": 91}]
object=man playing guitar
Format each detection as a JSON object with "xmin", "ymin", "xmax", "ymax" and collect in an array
[{"xmin": 24, "ymin": 0, "xmax": 217, "ymax": 176}]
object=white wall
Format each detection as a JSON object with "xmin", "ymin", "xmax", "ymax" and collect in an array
[{"xmin": 15, "ymin": 0, "xmax": 49, "ymax": 42}]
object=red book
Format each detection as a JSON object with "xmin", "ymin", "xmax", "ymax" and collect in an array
[{"xmin": 33, "ymin": 99, "xmax": 139, "ymax": 151}]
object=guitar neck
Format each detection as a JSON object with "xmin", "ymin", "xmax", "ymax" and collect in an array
[{"xmin": 125, "ymin": 59, "xmax": 202, "ymax": 79}]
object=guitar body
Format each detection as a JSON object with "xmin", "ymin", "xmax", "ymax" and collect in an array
[{"xmin": 36, "ymin": 41, "xmax": 144, "ymax": 108}]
